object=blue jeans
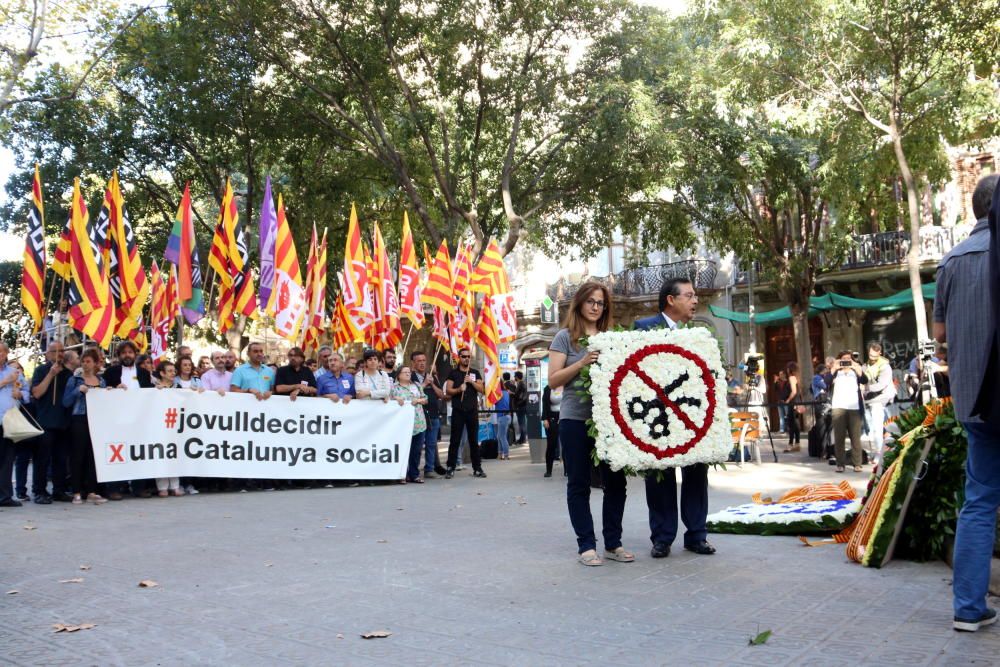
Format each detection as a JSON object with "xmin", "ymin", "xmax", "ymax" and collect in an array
[
  {"xmin": 777, "ymin": 403, "xmax": 788, "ymax": 432},
  {"xmin": 423, "ymin": 417, "xmax": 441, "ymax": 472},
  {"xmin": 560, "ymin": 419, "xmax": 627, "ymax": 554},
  {"xmin": 953, "ymin": 420, "xmax": 1000, "ymax": 620},
  {"xmin": 497, "ymin": 414, "xmax": 511, "ymax": 457},
  {"xmin": 406, "ymin": 432, "xmax": 425, "ymax": 481},
  {"xmin": 515, "ymin": 409, "xmax": 527, "ymax": 442}
]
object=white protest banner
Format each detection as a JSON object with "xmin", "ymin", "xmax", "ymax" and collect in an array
[{"xmin": 86, "ymin": 389, "xmax": 415, "ymax": 482}]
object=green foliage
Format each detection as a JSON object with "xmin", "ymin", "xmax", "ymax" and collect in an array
[{"xmin": 0, "ymin": 260, "xmax": 38, "ymax": 354}]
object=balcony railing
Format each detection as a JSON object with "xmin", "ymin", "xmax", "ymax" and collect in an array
[
  {"xmin": 733, "ymin": 226, "xmax": 969, "ymax": 285},
  {"xmin": 546, "ymin": 259, "xmax": 718, "ymax": 302}
]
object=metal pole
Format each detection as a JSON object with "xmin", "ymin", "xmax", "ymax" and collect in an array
[{"xmin": 748, "ymin": 262, "xmax": 757, "ymax": 355}]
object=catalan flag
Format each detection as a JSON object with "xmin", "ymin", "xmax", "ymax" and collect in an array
[
  {"xmin": 149, "ymin": 260, "xmax": 169, "ymax": 363},
  {"xmin": 107, "ymin": 173, "xmax": 149, "ymax": 338},
  {"xmin": 268, "ymin": 194, "xmax": 307, "ymax": 339},
  {"xmin": 301, "ymin": 225, "xmax": 319, "ymax": 353},
  {"xmin": 397, "ymin": 212, "xmax": 423, "ymax": 328},
  {"xmin": 214, "ymin": 180, "xmax": 257, "ymax": 332},
  {"xmin": 331, "ymin": 294, "xmax": 360, "ymax": 349},
  {"xmin": 303, "ymin": 228, "xmax": 328, "ymax": 355},
  {"xmin": 452, "ymin": 243, "xmax": 473, "ymax": 299},
  {"xmin": 474, "ymin": 296, "xmax": 503, "ymax": 406},
  {"xmin": 342, "ymin": 203, "xmax": 374, "ymax": 328},
  {"xmin": 51, "ymin": 216, "xmax": 72, "ymax": 281},
  {"xmin": 166, "ymin": 262, "xmax": 180, "ymax": 323},
  {"xmin": 421, "ymin": 239, "xmax": 454, "ymax": 314},
  {"xmin": 66, "ymin": 178, "xmax": 114, "ymax": 347},
  {"xmin": 364, "ymin": 240, "xmax": 379, "ymax": 348},
  {"xmin": 468, "ymin": 238, "xmax": 510, "ymax": 295},
  {"xmin": 21, "ymin": 164, "xmax": 46, "ymax": 332},
  {"xmin": 164, "ymin": 182, "xmax": 205, "ymax": 325},
  {"xmin": 128, "ymin": 306, "xmax": 148, "ymax": 353},
  {"xmin": 372, "ymin": 222, "xmax": 402, "ymax": 351}
]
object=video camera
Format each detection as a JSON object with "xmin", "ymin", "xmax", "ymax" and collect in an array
[
  {"xmin": 741, "ymin": 354, "xmax": 764, "ymax": 387},
  {"xmin": 919, "ymin": 339, "xmax": 937, "ymax": 362}
]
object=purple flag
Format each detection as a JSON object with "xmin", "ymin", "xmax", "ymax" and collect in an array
[{"xmin": 258, "ymin": 176, "xmax": 277, "ymax": 310}]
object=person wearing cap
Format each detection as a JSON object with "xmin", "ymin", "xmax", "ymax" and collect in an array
[
  {"xmin": 274, "ymin": 347, "xmax": 318, "ymax": 402},
  {"xmin": 355, "ymin": 349, "xmax": 393, "ymax": 401}
]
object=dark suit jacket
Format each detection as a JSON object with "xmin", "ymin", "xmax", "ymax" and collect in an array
[
  {"xmin": 634, "ymin": 313, "xmax": 672, "ymax": 331},
  {"xmin": 103, "ymin": 363, "xmax": 153, "ymax": 388}
]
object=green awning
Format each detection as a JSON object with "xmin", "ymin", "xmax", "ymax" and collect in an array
[{"xmin": 710, "ymin": 283, "xmax": 936, "ymax": 324}]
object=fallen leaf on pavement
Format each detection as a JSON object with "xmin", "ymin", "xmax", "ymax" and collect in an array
[
  {"xmin": 52, "ymin": 623, "xmax": 96, "ymax": 633},
  {"xmin": 515, "ymin": 496, "xmax": 527, "ymax": 505},
  {"xmin": 361, "ymin": 630, "xmax": 392, "ymax": 639},
  {"xmin": 6, "ymin": 590, "xmax": 18, "ymax": 595},
  {"xmin": 79, "ymin": 565, "xmax": 91, "ymax": 571},
  {"xmin": 336, "ymin": 633, "xmax": 344, "ymax": 640},
  {"xmin": 264, "ymin": 562, "xmax": 273, "ymax": 568},
  {"xmin": 376, "ymin": 539, "xmax": 387, "ymax": 543},
  {"xmin": 138, "ymin": 580, "xmax": 159, "ymax": 588},
  {"xmin": 749, "ymin": 630, "xmax": 772, "ymax": 646},
  {"xmin": 58, "ymin": 578, "xmax": 84, "ymax": 584},
  {"xmin": 23, "ymin": 525, "xmax": 36, "ymax": 531}
]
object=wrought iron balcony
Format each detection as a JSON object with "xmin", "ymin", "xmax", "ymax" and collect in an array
[
  {"xmin": 546, "ymin": 259, "xmax": 719, "ymax": 302},
  {"xmin": 732, "ymin": 226, "xmax": 969, "ymax": 285}
]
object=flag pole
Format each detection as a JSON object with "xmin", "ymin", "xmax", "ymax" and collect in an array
[{"xmin": 400, "ymin": 320, "xmax": 414, "ymax": 361}]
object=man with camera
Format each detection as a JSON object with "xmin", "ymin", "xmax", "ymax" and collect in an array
[{"xmin": 934, "ymin": 173, "xmax": 1000, "ymax": 632}]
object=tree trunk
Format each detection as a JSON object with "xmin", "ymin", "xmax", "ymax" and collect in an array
[
  {"xmin": 890, "ymin": 122, "xmax": 930, "ymax": 343},
  {"xmin": 782, "ymin": 280, "xmax": 816, "ymax": 431}
]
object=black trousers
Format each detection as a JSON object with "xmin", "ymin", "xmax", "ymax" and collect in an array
[
  {"xmin": 0, "ymin": 429, "xmax": 15, "ymax": 504},
  {"xmin": 38, "ymin": 427, "xmax": 69, "ymax": 495},
  {"xmin": 645, "ymin": 463, "xmax": 709, "ymax": 547},
  {"xmin": 545, "ymin": 416, "xmax": 561, "ymax": 473},
  {"xmin": 447, "ymin": 409, "xmax": 481, "ymax": 471},
  {"xmin": 69, "ymin": 415, "xmax": 99, "ymax": 498}
]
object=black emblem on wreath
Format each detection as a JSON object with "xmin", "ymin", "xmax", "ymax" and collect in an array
[{"xmin": 626, "ymin": 371, "xmax": 702, "ymax": 441}]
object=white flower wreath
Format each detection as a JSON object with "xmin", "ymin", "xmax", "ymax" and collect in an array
[{"xmin": 587, "ymin": 328, "xmax": 731, "ymax": 472}]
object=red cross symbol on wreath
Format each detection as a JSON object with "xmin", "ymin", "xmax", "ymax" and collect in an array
[{"xmin": 608, "ymin": 344, "xmax": 717, "ymax": 459}]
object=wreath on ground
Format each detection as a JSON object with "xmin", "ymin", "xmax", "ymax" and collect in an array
[{"xmin": 584, "ymin": 328, "xmax": 731, "ymax": 472}]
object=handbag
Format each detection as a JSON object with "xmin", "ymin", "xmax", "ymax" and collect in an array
[
  {"xmin": 794, "ymin": 404, "xmax": 806, "ymax": 415},
  {"xmin": 2, "ymin": 404, "xmax": 43, "ymax": 442}
]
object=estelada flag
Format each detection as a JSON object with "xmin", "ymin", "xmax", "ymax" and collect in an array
[
  {"xmin": 303, "ymin": 228, "xmax": 329, "ymax": 355},
  {"xmin": 21, "ymin": 164, "xmax": 45, "ymax": 332},
  {"xmin": 269, "ymin": 194, "xmax": 307, "ymax": 340},
  {"xmin": 164, "ymin": 182, "xmax": 205, "ymax": 325},
  {"xmin": 474, "ymin": 295, "xmax": 503, "ymax": 406},
  {"xmin": 66, "ymin": 178, "xmax": 114, "ymax": 347},
  {"xmin": 397, "ymin": 212, "xmax": 423, "ymax": 328},
  {"xmin": 107, "ymin": 173, "xmax": 149, "ymax": 338},
  {"xmin": 421, "ymin": 239, "xmax": 454, "ymax": 315}
]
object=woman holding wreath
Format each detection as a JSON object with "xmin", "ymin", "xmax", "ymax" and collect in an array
[{"xmin": 548, "ymin": 282, "xmax": 633, "ymax": 566}]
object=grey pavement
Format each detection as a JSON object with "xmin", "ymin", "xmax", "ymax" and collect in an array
[{"xmin": 2, "ymin": 437, "xmax": 998, "ymax": 666}]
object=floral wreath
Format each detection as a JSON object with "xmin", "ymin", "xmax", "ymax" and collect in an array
[{"xmin": 586, "ymin": 328, "xmax": 732, "ymax": 472}]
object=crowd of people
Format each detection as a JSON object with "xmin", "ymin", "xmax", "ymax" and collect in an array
[{"xmin": 0, "ymin": 336, "xmax": 535, "ymax": 508}]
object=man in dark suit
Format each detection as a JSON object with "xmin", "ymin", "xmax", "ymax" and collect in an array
[
  {"xmin": 102, "ymin": 341, "xmax": 154, "ymax": 498},
  {"xmin": 103, "ymin": 341, "xmax": 154, "ymax": 389},
  {"xmin": 635, "ymin": 278, "xmax": 715, "ymax": 558}
]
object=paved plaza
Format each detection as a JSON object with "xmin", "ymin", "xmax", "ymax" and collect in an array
[{"xmin": 2, "ymin": 440, "xmax": 999, "ymax": 666}]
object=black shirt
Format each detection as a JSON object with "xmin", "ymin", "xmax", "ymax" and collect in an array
[
  {"xmin": 30, "ymin": 363, "xmax": 71, "ymax": 429},
  {"xmin": 414, "ymin": 371, "xmax": 441, "ymax": 419},
  {"xmin": 448, "ymin": 367, "xmax": 482, "ymax": 412},
  {"xmin": 274, "ymin": 365, "xmax": 318, "ymax": 394}
]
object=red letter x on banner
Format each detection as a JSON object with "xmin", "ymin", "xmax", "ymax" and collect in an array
[{"xmin": 108, "ymin": 444, "xmax": 125, "ymax": 463}]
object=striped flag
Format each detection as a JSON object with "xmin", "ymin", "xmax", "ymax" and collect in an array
[
  {"xmin": 452, "ymin": 243, "xmax": 473, "ymax": 299},
  {"xmin": 468, "ymin": 239, "xmax": 510, "ymax": 295},
  {"xmin": 164, "ymin": 182, "xmax": 205, "ymax": 324},
  {"xmin": 166, "ymin": 262, "xmax": 180, "ymax": 322},
  {"xmin": 372, "ymin": 222, "xmax": 402, "ymax": 350},
  {"xmin": 51, "ymin": 216, "xmax": 72, "ymax": 281},
  {"xmin": 149, "ymin": 260, "xmax": 169, "ymax": 363},
  {"xmin": 128, "ymin": 305, "xmax": 148, "ymax": 353},
  {"xmin": 258, "ymin": 176, "xmax": 278, "ymax": 310},
  {"xmin": 474, "ymin": 295, "xmax": 503, "ymax": 406},
  {"xmin": 331, "ymin": 293, "xmax": 361, "ymax": 349},
  {"xmin": 303, "ymin": 228, "xmax": 328, "ymax": 355},
  {"xmin": 421, "ymin": 239, "xmax": 454, "ymax": 315},
  {"xmin": 301, "ymin": 225, "xmax": 319, "ymax": 353},
  {"xmin": 431, "ymin": 305, "xmax": 449, "ymax": 348},
  {"xmin": 214, "ymin": 180, "xmax": 257, "ymax": 332},
  {"xmin": 268, "ymin": 193, "xmax": 307, "ymax": 339},
  {"xmin": 66, "ymin": 178, "xmax": 114, "ymax": 347},
  {"xmin": 21, "ymin": 164, "xmax": 46, "ymax": 332},
  {"xmin": 397, "ymin": 212, "xmax": 423, "ymax": 328},
  {"xmin": 342, "ymin": 203, "xmax": 375, "ymax": 329},
  {"xmin": 107, "ymin": 173, "xmax": 149, "ymax": 338}
]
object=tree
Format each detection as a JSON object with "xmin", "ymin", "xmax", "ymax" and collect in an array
[
  {"xmin": 235, "ymin": 0, "xmax": 684, "ymax": 257},
  {"xmin": 746, "ymin": 0, "xmax": 999, "ymax": 342},
  {"xmin": 0, "ymin": 1, "xmax": 149, "ymax": 117}
]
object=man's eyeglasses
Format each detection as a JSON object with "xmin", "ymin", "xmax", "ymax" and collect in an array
[
  {"xmin": 584, "ymin": 299, "xmax": 606, "ymax": 309},
  {"xmin": 459, "ymin": 354, "xmax": 471, "ymax": 359}
]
